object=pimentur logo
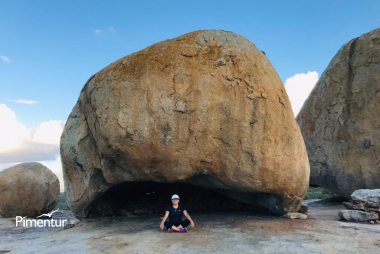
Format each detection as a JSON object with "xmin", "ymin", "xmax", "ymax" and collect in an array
[
  {"xmin": 15, "ymin": 208, "xmax": 68, "ymax": 228},
  {"xmin": 36, "ymin": 208, "xmax": 60, "ymax": 218}
]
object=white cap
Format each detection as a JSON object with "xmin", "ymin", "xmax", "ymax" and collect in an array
[{"xmin": 171, "ymin": 194, "xmax": 180, "ymax": 200}]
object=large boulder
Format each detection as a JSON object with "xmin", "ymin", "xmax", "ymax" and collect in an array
[
  {"xmin": 0, "ymin": 162, "xmax": 60, "ymax": 218},
  {"xmin": 297, "ymin": 29, "xmax": 380, "ymax": 198},
  {"xmin": 61, "ymin": 30, "xmax": 310, "ymax": 218}
]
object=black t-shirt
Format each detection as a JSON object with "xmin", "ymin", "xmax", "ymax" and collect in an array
[{"xmin": 166, "ymin": 204, "xmax": 186, "ymax": 223}]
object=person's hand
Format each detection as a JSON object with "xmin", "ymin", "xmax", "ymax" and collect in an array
[
  {"xmin": 190, "ymin": 221, "xmax": 195, "ymax": 229},
  {"xmin": 160, "ymin": 223, "xmax": 164, "ymax": 230}
]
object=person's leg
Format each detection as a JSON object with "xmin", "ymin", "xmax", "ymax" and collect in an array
[
  {"xmin": 179, "ymin": 219, "xmax": 191, "ymax": 232},
  {"xmin": 181, "ymin": 219, "xmax": 190, "ymax": 228},
  {"xmin": 171, "ymin": 221, "xmax": 181, "ymax": 232},
  {"xmin": 164, "ymin": 221, "xmax": 174, "ymax": 232}
]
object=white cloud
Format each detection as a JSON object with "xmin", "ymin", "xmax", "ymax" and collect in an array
[
  {"xmin": 0, "ymin": 104, "xmax": 64, "ymax": 188},
  {"xmin": 0, "ymin": 104, "xmax": 29, "ymax": 152},
  {"xmin": 0, "ymin": 158, "xmax": 64, "ymax": 191},
  {"xmin": 109, "ymin": 26, "xmax": 116, "ymax": 32},
  {"xmin": 93, "ymin": 29, "xmax": 105, "ymax": 35},
  {"xmin": 0, "ymin": 162, "xmax": 20, "ymax": 171},
  {"xmin": 284, "ymin": 71, "xmax": 319, "ymax": 117},
  {"xmin": 31, "ymin": 120, "xmax": 64, "ymax": 144},
  {"xmin": 0, "ymin": 143, "xmax": 60, "ymax": 164},
  {"xmin": 0, "ymin": 104, "xmax": 64, "ymax": 163},
  {"xmin": 7, "ymin": 99, "xmax": 38, "ymax": 105},
  {"xmin": 0, "ymin": 55, "xmax": 11, "ymax": 63},
  {"xmin": 0, "ymin": 104, "xmax": 70, "ymax": 191}
]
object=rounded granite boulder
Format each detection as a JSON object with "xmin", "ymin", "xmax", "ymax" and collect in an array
[
  {"xmin": 297, "ymin": 29, "xmax": 380, "ymax": 198},
  {"xmin": 0, "ymin": 162, "xmax": 60, "ymax": 218},
  {"xmin": 61, "ymin": 30, "xmax": 310, "ymax": 217}
]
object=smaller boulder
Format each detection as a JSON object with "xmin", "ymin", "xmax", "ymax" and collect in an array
[
  {"xmin": 64, "ymin": 218, "xmax": 81, "ymax": 230},
  {"xmin": 343, "ymin": 201, "xmax": 365, "ymax": 211},
  {"xmin": 351, "ymin": 189, "xmax": 380, "ymax": 202},
  {"xmin": 338, "ymin": 210, "xmax": 379, "ymax": 222},
  {"xmin": 283, "ymin": 213, "xmax": 307, "ymax": 220},
  {"xmin": 0, "ymin": 162, "xmax": 60, "ymax": 218}
]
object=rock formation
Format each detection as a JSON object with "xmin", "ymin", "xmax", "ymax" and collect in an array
[
  {"xmin": 339, "ymin": 189, "xmax": 380, "ymax": 223},
  {"xmin": 61, "ymin": 30, "xmax": 310, "ymax": 218},
  {"xmin": 338, "ymin": 210, "xmax": 379, "ymax": 222},
  {"xmin": 296, "ymin": 29, "xmax": 380, "ymax": 198},
  {"xmin": 0, "ymin": 162, "xmax": 60, "ymax": 218},
  {"xmin": 351, "ymin": 189, "xmax": 380, "ymax": 202}
]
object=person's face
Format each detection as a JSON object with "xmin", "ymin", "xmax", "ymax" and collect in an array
[{"xmin": 172, "ymin": 198, "xmax": 179, "ymax": 205}]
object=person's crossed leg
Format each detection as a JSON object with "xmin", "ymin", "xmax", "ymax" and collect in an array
[
  {"xmin": 171, "ymin": 225, "xmax": 181, "ymax": 232},
  {"xmin": 164, "ymin": 219, "xmax": 190, "ymax": 233}
]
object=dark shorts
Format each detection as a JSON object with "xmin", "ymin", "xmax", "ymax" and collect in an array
[{"xmin": 164, "ymin": 219, "xmax": 190, "ymax": 229}]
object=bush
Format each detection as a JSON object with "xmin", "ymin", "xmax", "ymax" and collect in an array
[{"xmin": 304, "ymin": 187, "xmax": 337, "ymax": 200}]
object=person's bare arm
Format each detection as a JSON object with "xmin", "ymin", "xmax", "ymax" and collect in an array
[
  {"xmin": 161, "ymin": 211, "xmax": 169, "ymax": 224},
  {"xmin": 183, "ymin": 210, "xmax": 195, "ymax": 228},
  {"xmin": 160, "ymin": 211, "xmax": 169, "ymax": 230}
]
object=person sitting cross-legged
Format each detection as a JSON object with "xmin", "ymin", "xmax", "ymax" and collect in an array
[{"xmin": 159, "ymin": 194, "xmax": 195, "ymax": 233}]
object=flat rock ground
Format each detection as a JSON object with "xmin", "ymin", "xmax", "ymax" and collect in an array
[{"xmin": 0, "ymin": 199, "xmax": 379, "ymax": 254}]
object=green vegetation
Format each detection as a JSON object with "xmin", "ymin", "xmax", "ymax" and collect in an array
[
  {"xmin": 304, "ymin": 187, "xmax": 338, "ymax": 200},
  {"xmin": 55, "ymin": 193, "xmax": 70, "ymax": 210}
]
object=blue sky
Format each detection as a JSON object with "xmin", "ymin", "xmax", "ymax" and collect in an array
[
  {"xmin": 1, "ymin": 0, "xmax": 379, "ymax": 127},
  {"xmin": 0, "ymin": 0, "xmax": 379, "ymax": 189}
]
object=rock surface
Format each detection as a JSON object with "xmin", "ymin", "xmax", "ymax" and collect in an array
[
  {"xmin": 343, "ymin": 201, "xmax": 365, "ymax": 211},
  {"xmin": 0, "ymin": 162, "xmax": 60, "ymax": 218},
  {"xmin": 351, "ymin": 189, "xmax": 380, "ymax": 201},
  {"xmin": 296, "ymin": 29, "xmax": 380, "ymax": 198},
  {"xmin": 283, "ymin": 213, "xmax": 307, "ymax": 219},
  {"xmin": 1, "ymin": 200, "xmax": 380, "ymax": 254},
  {"xmin": 338, "ymin": 210, "xmax": 379, "ymax": 222},
  {"xmin": 61, "ymin": 30, "xmax": 310, "ymax": 218},
  {"xmin": 340, "ymin": 189, "xmax": 380, "ymax": 222}
]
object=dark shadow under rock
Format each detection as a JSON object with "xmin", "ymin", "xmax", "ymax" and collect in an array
[
  {"xmin": 87, "ymin": 181, "xmax": 273, "ymax": 217},
  {"xmin": 305, "ymin": 196, "xmax": 348, "ymax": 207}
]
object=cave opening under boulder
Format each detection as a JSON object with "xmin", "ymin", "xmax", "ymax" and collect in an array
[{"xmin": 87, "ymin": 181, "xmax": 272, "ymax": 217}]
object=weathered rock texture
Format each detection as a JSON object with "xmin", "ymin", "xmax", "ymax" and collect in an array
[
  {"xmin": 283, "ymin": 213, "xmax": 307, "ymax": 219},
  {"xmin": 61, "ymin": 30, "xmax": 310, "ymax": 218},
  {"xmin": 0, "ymin": 162, "xmax": 60, "ymax": 218},
  {"xmin": 342, "ymin": 189, "xmax": 380, "ymax": 219},
  {"xmin": 351, "ymin": 189, "xmax": 380, "ymax": 202},
  {"xmin": 297, "ymin": 29, "xmax": 380, "ymax": 198},
  {"xmin": 338, "ymin": 210, "xmax": 379, "ymax": 222}
]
